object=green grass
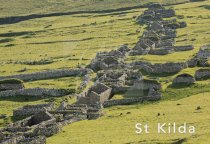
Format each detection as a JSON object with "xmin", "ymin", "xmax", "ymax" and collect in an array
[
  {"xmin": 47, "ymin": 92, "xmax": 210, "ymax": 144},
  {"xmin": 0, "ymin": 9, "xmax": 142, "ymax": 76},
  {"xmin": 0, "ymin": 0, "xmax": 189, "ymax": 18},
  {"xmin": 0, "ymin": 95, "xmax": 77, "ymax": 128},
  {"xmin": 0, "ymin": 0, "xmax": 210, "ymax": 143},
  {"xmin": 25, "ymin": 76, "xmax": 83, "ymax": 90}
]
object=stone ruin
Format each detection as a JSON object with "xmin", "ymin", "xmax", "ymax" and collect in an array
[
  {"xmin": 90, "ymin": 45, "xmax": 129, "ymax": 71},
  {"xmin": 195, "ymin": 69, "xmax": 210, "ymax": 80},
  {"xmin": 0, "ymin": 79, "xmax": 24, "ymax": 92},
  {"xmin": 0, "ymin": 110, "xmax": 61, "ymax": 144},
  {"xmin": 188, "ymin": 45, "xmax": 210, "ymax": 67},
  {"xmin": 77, "ymin": 82, "xmax": 112, "ymax": 105},
  {"xmin": 0, "ymin": 87, "xmax": 71, "ymax": 98},
  {"xmin": 136, "ymin": 3, "xmax": 175, "ymax": 24},
  {"xmin": 96, "ymin": 69, "xmax": 143, "ymax": 87},
  {"xmin": 172, "ymin": 74, "xmax": 195, "ymax": 85},
  {"xmin": 132, "ymin": 61, "xmax": 188, "ymax": 74},
  {"xmin": 0, "ymin": 68, "xmax": 90, "ymax": 82},
  {"xmin": 130, "ymin": 3, "xmax": 193, "ymax": 56},
  {"xmin": 0, "ymin": 68, "xmax": 93, "ymax": 98},
  {"xmin": 1, "ymin": 100, "xmax": 104, "ymax": 144},
  {"xmin": 13, "ymin": 103, "xmax": 55, "ymax": 117},
  {"xmin": 197, "ymin": 45, "xmax": 210, "ymax": 58}
]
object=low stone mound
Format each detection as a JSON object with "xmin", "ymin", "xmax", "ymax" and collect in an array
[
  {"xmin": 0, "ymin": 78, "xmax": 24, "ymax": 91},
  {"xmin": 195, "ymin": 69, "xmax": 210, "ymax": 80},
  {"xmin": 172, "ymin": 74, "xmax": 195, "ymax": 85}
]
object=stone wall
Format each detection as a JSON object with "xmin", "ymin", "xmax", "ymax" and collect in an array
[
  {"xmin": 0, "ymin": 68, "xmax": 90, "ymax": 82},
  {"xmin": 13, "ymin": 103, "xmax": 54, "ymax": 117},
  {"xmin": 0, "ymin": 83, "xmax": 24, "ymax": 92},
  {"xmin": 172, "ymin": 74, "xmax": 195, "ymax": 85},
  {"xmin": 195, "ymin": 69, "xmax": 210, "ymax": 80},
  {"xmin": 103, "ymin": 95, "xmax": 161, "ymax": 108},
  {"xmin": 143, "ymin": 62, "xmax": 188, "ymax": 74},
  {"xmin": 196, "ymin": 45, "xmax": 210, "ymax": 58},
  {"xmin": 149, "ymin": 47, "xmax": 174, "ymax": 55},
  {"xmin": 77, "ymin": 83, "xmax": 112, "ymax": 105},
  {"xmin": 174, "ymin": 45, "xmax": 194, "ymax": 51},
  {"xmin": 0, "ymin": 88, "xmax": 71, "ymax": 98}
]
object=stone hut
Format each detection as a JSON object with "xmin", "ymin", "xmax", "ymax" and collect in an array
[
  {"xmin": 0, "ymin": 79, "xmax": 24, "ymax": 91},
  {"xmin": 148, "ymin": 3, "xmax": 164, "ymax": 10},
  {"xmin": 143, "ymin": 31, "xmax": 161, "ymax": 43},
  {"xmin": 77, "ymin": 83, "xmax": 112, "ymax": 105},
  {"xmin": 133, "ymin": 79, "xmax": 162, "ymax": 91},
  {"xmin": 97, "ymin": 70, "xmax": 128, "ymax": 87},
  {"xmin": 149, "ymin": 46, "xmax": 174, "ymax": 55},
  {"xmin": 90, "ymin": 56, "xmax": 125, "ymax": 71},
  {"xmin": 13, "ymin": 103, "xmax": 55, "ymax": 117},
  {"xmin": 172, "ymin": 74, "xmax": 195, "ymax": 85},
  {"xmin": 142, "ymin": 62, "xmax": 188, "ymax": 74},
  {"xmin": 130, "ymin": 38, "xmax": 155, "ymax": 55},
  {"xmin": 117, "ymin": 45, "xmax": 130, "ymax": 55},
  {"xmin": 2, "ymin": 110, "xmax": 62, "ymax": 138},
  {"xmin": 149, "ymin": 21, "xmax": 164, "ymax": 31},
  {"xmin": 195, "ymin": 69, "xmax": 210, "ymax": 80},
  {"xmin": 197, "ymin": 45, "xmax": 210, "ymax": 58}
]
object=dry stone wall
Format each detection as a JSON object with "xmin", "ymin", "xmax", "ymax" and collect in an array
[
  {"xmin": 0, "ymin": 68, "xmax": 90, "ymax": 82},
  {"xmin": 0, "ymin": 88, "xmax": 71, "ymax": 98}
]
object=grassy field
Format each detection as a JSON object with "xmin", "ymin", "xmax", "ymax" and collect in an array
[
  {"xmin": 47, "ymin": 92, "xmax": 210, "ymax": 144},
  {"xmin": 0, "ymin": 0, "xmax": 189, "ymax": 18},
  {"xmin": 0, "ymin": 0, "xmax": 210, "ymax": 143}
]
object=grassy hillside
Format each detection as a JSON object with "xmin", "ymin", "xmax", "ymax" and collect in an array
[
  {"xmin": 0, "ymin": 0, "xmax": 189, "ymax": 18},
  {"xmin": 0, "ymin": 0, "xmax": 210, "ymax": 143},
  {"xmin": 47, "ymin": 92, "xmax": 210, "ymax": 144}
]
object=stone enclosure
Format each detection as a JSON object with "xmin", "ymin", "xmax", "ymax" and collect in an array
[{"xmin": 1, "ymin": 3, "xmax": 210, "ymax": 144}]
